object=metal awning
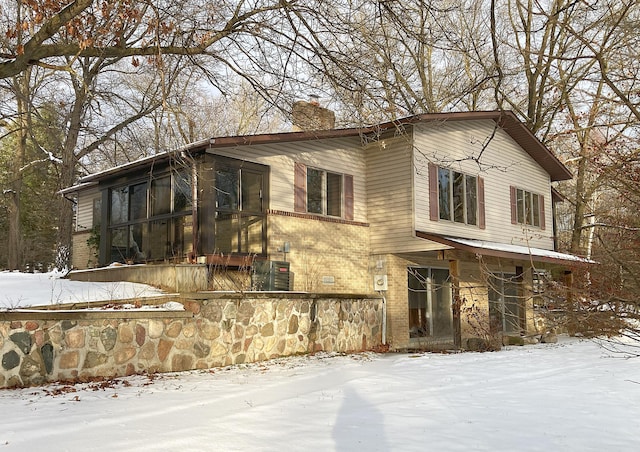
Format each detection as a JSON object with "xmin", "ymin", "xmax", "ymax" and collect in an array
[{"xmin": 416, "ymin": 232, "xmax": 594, "ymax": 266}]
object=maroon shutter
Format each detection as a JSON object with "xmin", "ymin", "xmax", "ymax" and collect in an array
[
  {"xmin": 478, "ymin": 177, "xmax": 486, "ymax": 229},
  {"xmin": 294, "ymin": 162, "xmax": 306, "ymax": 213},
  {"xmin": 539, "ymin": 194, "xmax": 546, "ymax": 230},
  {"xmin": 510, "ymin": 186, "xmax": 517, "ymax": 224},
  {"xmin": 344, "ymin": 174, "xmax": 354, "ymax": 220},
  {"xmin": 429, "ymin": 163, "xmax": 439, "ymax": 221}
]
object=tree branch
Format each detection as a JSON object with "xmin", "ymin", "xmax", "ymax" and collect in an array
[{"xmin": 0, "ymin": 0, "xmax": 94, "ymax": 79}]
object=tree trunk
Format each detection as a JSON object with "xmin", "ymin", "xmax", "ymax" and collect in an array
[
  {"xmin": 55, "ymin": 78, "xmax": 85, "ymax": 270},
  {"xmin": 7, "ymin": 72, "xmax": 29, "ymax": 270},
  {"xmin": 6, "ymin": 184, "xmax": 22, "ymax": 270},
  {"xmin": 55, "ymin": 158, "xmax": 76, "ymax": 270},
  {"xmin": 570, "ymin": 145, "xmax": 589, "ymax": 255}
]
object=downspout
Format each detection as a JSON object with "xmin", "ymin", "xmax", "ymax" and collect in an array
[
  {"xmin": 377, "ymin": 291, "xmax": 387, "ymax": 345},
  {"xmin": 382, "ymin": 294, "xmax": 387, "ymax": 345},
  {"xmin": 374, "ymin": 261, "xmax": 388, "ymax": 346},
  {"xmin": 61, "ymin": 192, "xmax": 77, "ymax": 206}
]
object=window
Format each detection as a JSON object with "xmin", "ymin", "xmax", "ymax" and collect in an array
[
  {"xmin": 437, "ymin": 167, "xmax": 478, "ymax": 226},
  {"xmin": 216, "ymin": 168, "xmax": 239, "ymax": 210},
  {"xmin": 294, "ymin": 163, "xmax": 354, "ymax": 220},
  {"xmin": 106, "ymin": 168, "xmax": 195, "ymax": 264},
  {"xmin": 129, "ymin": 182, "xmax": 147, "ymax": 221},
  {"xmin": 150, "ymin": 176, "xmax": 171, "ymax": 216},
  {"xmin": 511, "ymin": 187, "xmax": 545, "ymax": 229},
  {"xmin": 488, "ymin": 273, "xmax": 523, "ymax": 334},
  {"xmin": 174, "ymin": 170, "xmax": 193, "ymax": 212},
  {"xmin": 306, "ymin": 168, "xmax": 324, "ymax": 214},
  {"xmin": 212, "ymin": 163, "xmax": 266, "ymax": 255},
  {"xmin": 110, "ymin": 186, "xmax": 129, "ymax": 225},
  {"xmin": 306, "ymin": 167, "xmax": 343, "ymax": 217},
  {"xmin": 326, "ymin": 172, "xmax": 343, "ymax": 217},
  {"xmin": 92, "ymin": 197, "xmax": 102, "ymax": 228}
]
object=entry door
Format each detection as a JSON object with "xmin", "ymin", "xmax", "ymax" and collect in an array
[{"xmin": 408, "ymin": 268, "xmax": 453, "ymax": 339}]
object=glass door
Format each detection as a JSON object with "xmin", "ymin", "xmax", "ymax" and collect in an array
[
  {"xmin": 489, "ymin": 274, "xmax": 522, "ymax": 334},
  {"xmin": 408, "ymin": 268, "xmax": 453, "ymax": 340}
]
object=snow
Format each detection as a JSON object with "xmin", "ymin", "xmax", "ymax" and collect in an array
[
  {"xmin": 1, "ymin": 338, "xmax": 639, "ymax": 451},
  {"xmin": 442, "ymin": 236, "xmax": 593, "ymax": 263},
  {"xmin": 2, "ymin": 272, "xmax": 640, "ymax": 451},
  {"xmin": 0, "ymin": 270, "xmax": 165, "ymax": 310}
]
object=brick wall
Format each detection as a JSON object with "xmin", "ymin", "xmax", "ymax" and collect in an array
[
  {"xmin": 380, "ymin": 254, "xmax": 411, "ymax": 349},
  {"xmin": 267, "ymin": 212, "xmax": 371, "ymax": 293},
  {"xmin": 72, "ymin": 231, "xmax": 97, "ymax": 270}
]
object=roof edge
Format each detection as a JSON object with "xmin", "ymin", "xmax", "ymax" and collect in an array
[
  {"xmin": 72, "ymin": 110, "xmax": 571, "ymax": 186},
  {"xmin": 416, "ymin": 231, "xmax": 594, "ymax": 266}
]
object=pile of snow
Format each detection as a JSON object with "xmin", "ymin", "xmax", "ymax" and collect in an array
[
  {"xmin": 0, "ymin": 270, "xmax": 166, "ymax": 310},
  {"xmin": 1, "ymin": 337, "xmax": 639, "ymax": 451}
]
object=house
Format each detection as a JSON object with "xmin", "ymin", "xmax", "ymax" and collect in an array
[{"xmin": 61, "ymin": 104, "xmax": 589, "ymax": 351}]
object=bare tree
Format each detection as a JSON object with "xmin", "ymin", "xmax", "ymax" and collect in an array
[{"xmin": 0, "ymin": 0, "xmax": 313, "ymax": 269}]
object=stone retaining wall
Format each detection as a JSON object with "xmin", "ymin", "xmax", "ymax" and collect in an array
[{"xmin": 0, "ymin": 293, "xmax": 383, "ymax": 388}]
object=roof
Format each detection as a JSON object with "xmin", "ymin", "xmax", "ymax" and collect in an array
[
  {"xmin": 70, "ymin": 110, "xmax": 571, "ymax": 187},
  {"xmin": 416, "ymin": 232, "xmax": 594, "ymax": 266},
  {"xmin": 74, "ymin": 128, "xmax": 365, "ymax": 185},
  {"xmin": 58, "ymin": 181, "xmax": 98, "ymax": 196}
]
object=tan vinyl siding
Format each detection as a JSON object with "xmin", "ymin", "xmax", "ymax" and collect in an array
[
  {"xmin": 76, "ymin": 187, "xmax": 100, "ymax": 232},
  {"xmin": 413, "ymin": 119, "xmax": 554, "ymax": 250},
  {"xmin": 206, "ymin": 137, "xmax": 367, "ymax": 222},
  {"xmin": 365, "ymin": 134, "xmax": 442, "ymax": 254}
]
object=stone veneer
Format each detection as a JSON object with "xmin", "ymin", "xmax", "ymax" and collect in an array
[{"xmin": 0, "ymin": 293, "xmax": 383, "ymax": 388}]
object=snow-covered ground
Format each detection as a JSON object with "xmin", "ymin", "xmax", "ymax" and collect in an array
[
  {"xmin": 2, "ymin": 272, "xmax": 640, "ymax": 451},
  {"xmin": 1, "ymin": 338, "xmax": 639, "ymax": 451},
  {"xmin": 0, "ymin": 270, "xmax": 165, "ymax": 309}
]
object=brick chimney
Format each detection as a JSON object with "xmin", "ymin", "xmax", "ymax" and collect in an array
[{"xmin": 292, "ymin": 96, "xmax": 336, "ymax": 131}]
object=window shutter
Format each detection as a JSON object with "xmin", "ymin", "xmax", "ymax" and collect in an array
[
  {"xmin": 344, "ymin": 174, "xmax": 354, "ymax": 220},
  {"xmin": 429, "ymin": 163, "xmax": 439, "ymax": 221},
  {"xmin": 478, "ymin": 177, "xmax": 486, "ymax": 229},
  {"xmin": 510, "ymin": 186, "xmax": 517, "ymax": 224},
  {"xmin": 294, "ymin": 162, "xmax": 306, "ymax": 213},
  {"xmin": 539, "ymin": 194, "xmax": 546, "ymax": 230}
]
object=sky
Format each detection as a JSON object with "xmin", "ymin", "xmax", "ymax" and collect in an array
[{"xmin": 1, "ymin": 272, "xmax": 640, "ymax": 451}]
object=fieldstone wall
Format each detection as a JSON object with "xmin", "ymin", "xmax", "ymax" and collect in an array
[{"xmin": 0, "ymin": 293, "xmax": 383, "ymax": 388}]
